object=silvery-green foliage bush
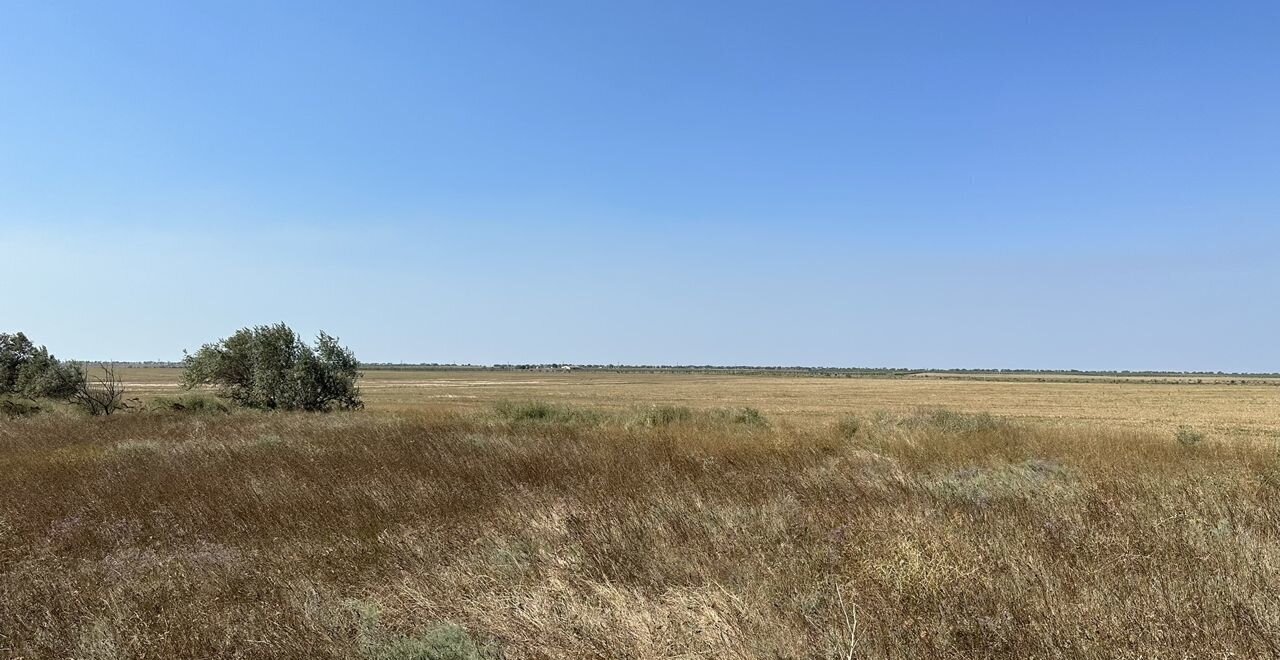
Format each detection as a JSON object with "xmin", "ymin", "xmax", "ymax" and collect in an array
[{"xmin": 182, "ymin": 323, "xmax": 362, "ymax": 411}]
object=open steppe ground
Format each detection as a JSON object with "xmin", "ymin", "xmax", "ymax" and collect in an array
[
  {"xmin": 4, "ymin": 370, "xmax": 1280, "ymax": 658},
  {"xmin": 114, "ymin": 367, "xmax": 1280, "ymax": 441}
]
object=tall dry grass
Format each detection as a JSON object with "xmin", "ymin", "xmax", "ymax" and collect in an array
[{"xmin": 2, "ymin": 404, "xmax": 1278, "ymax": 658}]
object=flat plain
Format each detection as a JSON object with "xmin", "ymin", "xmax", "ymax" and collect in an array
[
  {"xmin": 6, "ymin": 368, "xmax": 1280, "ymax": 658},
  {"xmin": 114, "ymin": 367, "xmax": 1280, "ymax": 440}
]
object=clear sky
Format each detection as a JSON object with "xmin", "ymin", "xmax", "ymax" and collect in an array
[{"xmin": 2, "ymin": 1, "xmax": 1278, "ymax": 371}]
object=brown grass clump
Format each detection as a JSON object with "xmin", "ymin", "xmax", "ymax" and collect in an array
[{"xmin": 2, "ymin": 405, "xmax": 1279, "ymax": 658}]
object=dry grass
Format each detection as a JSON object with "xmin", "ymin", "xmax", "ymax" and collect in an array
[
  {"xmin": 4, "ymin": 403, "xmax": 1280, "ymax": 658},
  {"xmin": 112, "ymin": 368, "xmax": 1280, "ymax": 440}
]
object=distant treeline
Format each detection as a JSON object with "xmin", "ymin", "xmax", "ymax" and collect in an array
[
  {"xmin": 353, "ymin": 363, "xmax": 1280, "ymax": 378},
  {"xmin": 103, "ymin": 361, "xmax": 1280, "ymax": 379}
]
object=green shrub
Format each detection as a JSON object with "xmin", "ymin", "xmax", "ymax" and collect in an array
[
  {"xmin": 182, "ymin": 323, "xmax": 362, "ymax": 412},
  {"xmin": 0, "ymin": 332, "xmax": 82, "ymax": 400}
]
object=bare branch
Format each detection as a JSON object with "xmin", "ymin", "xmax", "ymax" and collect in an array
[{"xmin": 73, "ymin": 362, "xmax": 129, "ymax": 416}]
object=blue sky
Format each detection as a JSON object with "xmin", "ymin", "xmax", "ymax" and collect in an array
[{"xmin": 2, "ymin": 1, "xmax": 1277, "ymax": 370}]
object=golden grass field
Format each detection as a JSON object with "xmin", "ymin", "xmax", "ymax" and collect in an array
[
  {"xmin": 4, "ymin": 369, "xmax": 1280, "ymax": 658},
  {"xmin": 114, "ymin": 367, "xmax": 1280, "ymax": 440}
]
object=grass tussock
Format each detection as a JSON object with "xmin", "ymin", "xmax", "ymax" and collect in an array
[
  {"xmin": 147, "ymin": 393, "xmax": 232, "ymax": 414},
  {"xmin": 2, "ymin": 404, "xmax": 1279, "ymax": 658},
  {"xmin": 630, "ymin": 404, "xmax": 770, "ymax": 429},
  {"xmin": 353, "ymin": 602, "xmax": 497, "ymax": 660},
  {"xmin": 492, "ymin": 400, "xmax": 602, "ymax": 425},
  {"xmin": 1, "ymin": 397, "xmax": 43, "ymax": 419}
]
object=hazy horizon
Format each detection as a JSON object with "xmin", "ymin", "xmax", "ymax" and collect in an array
[{"xmin": 63, "ymin": 355, "xmax": 1280, "ymax": 376}]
